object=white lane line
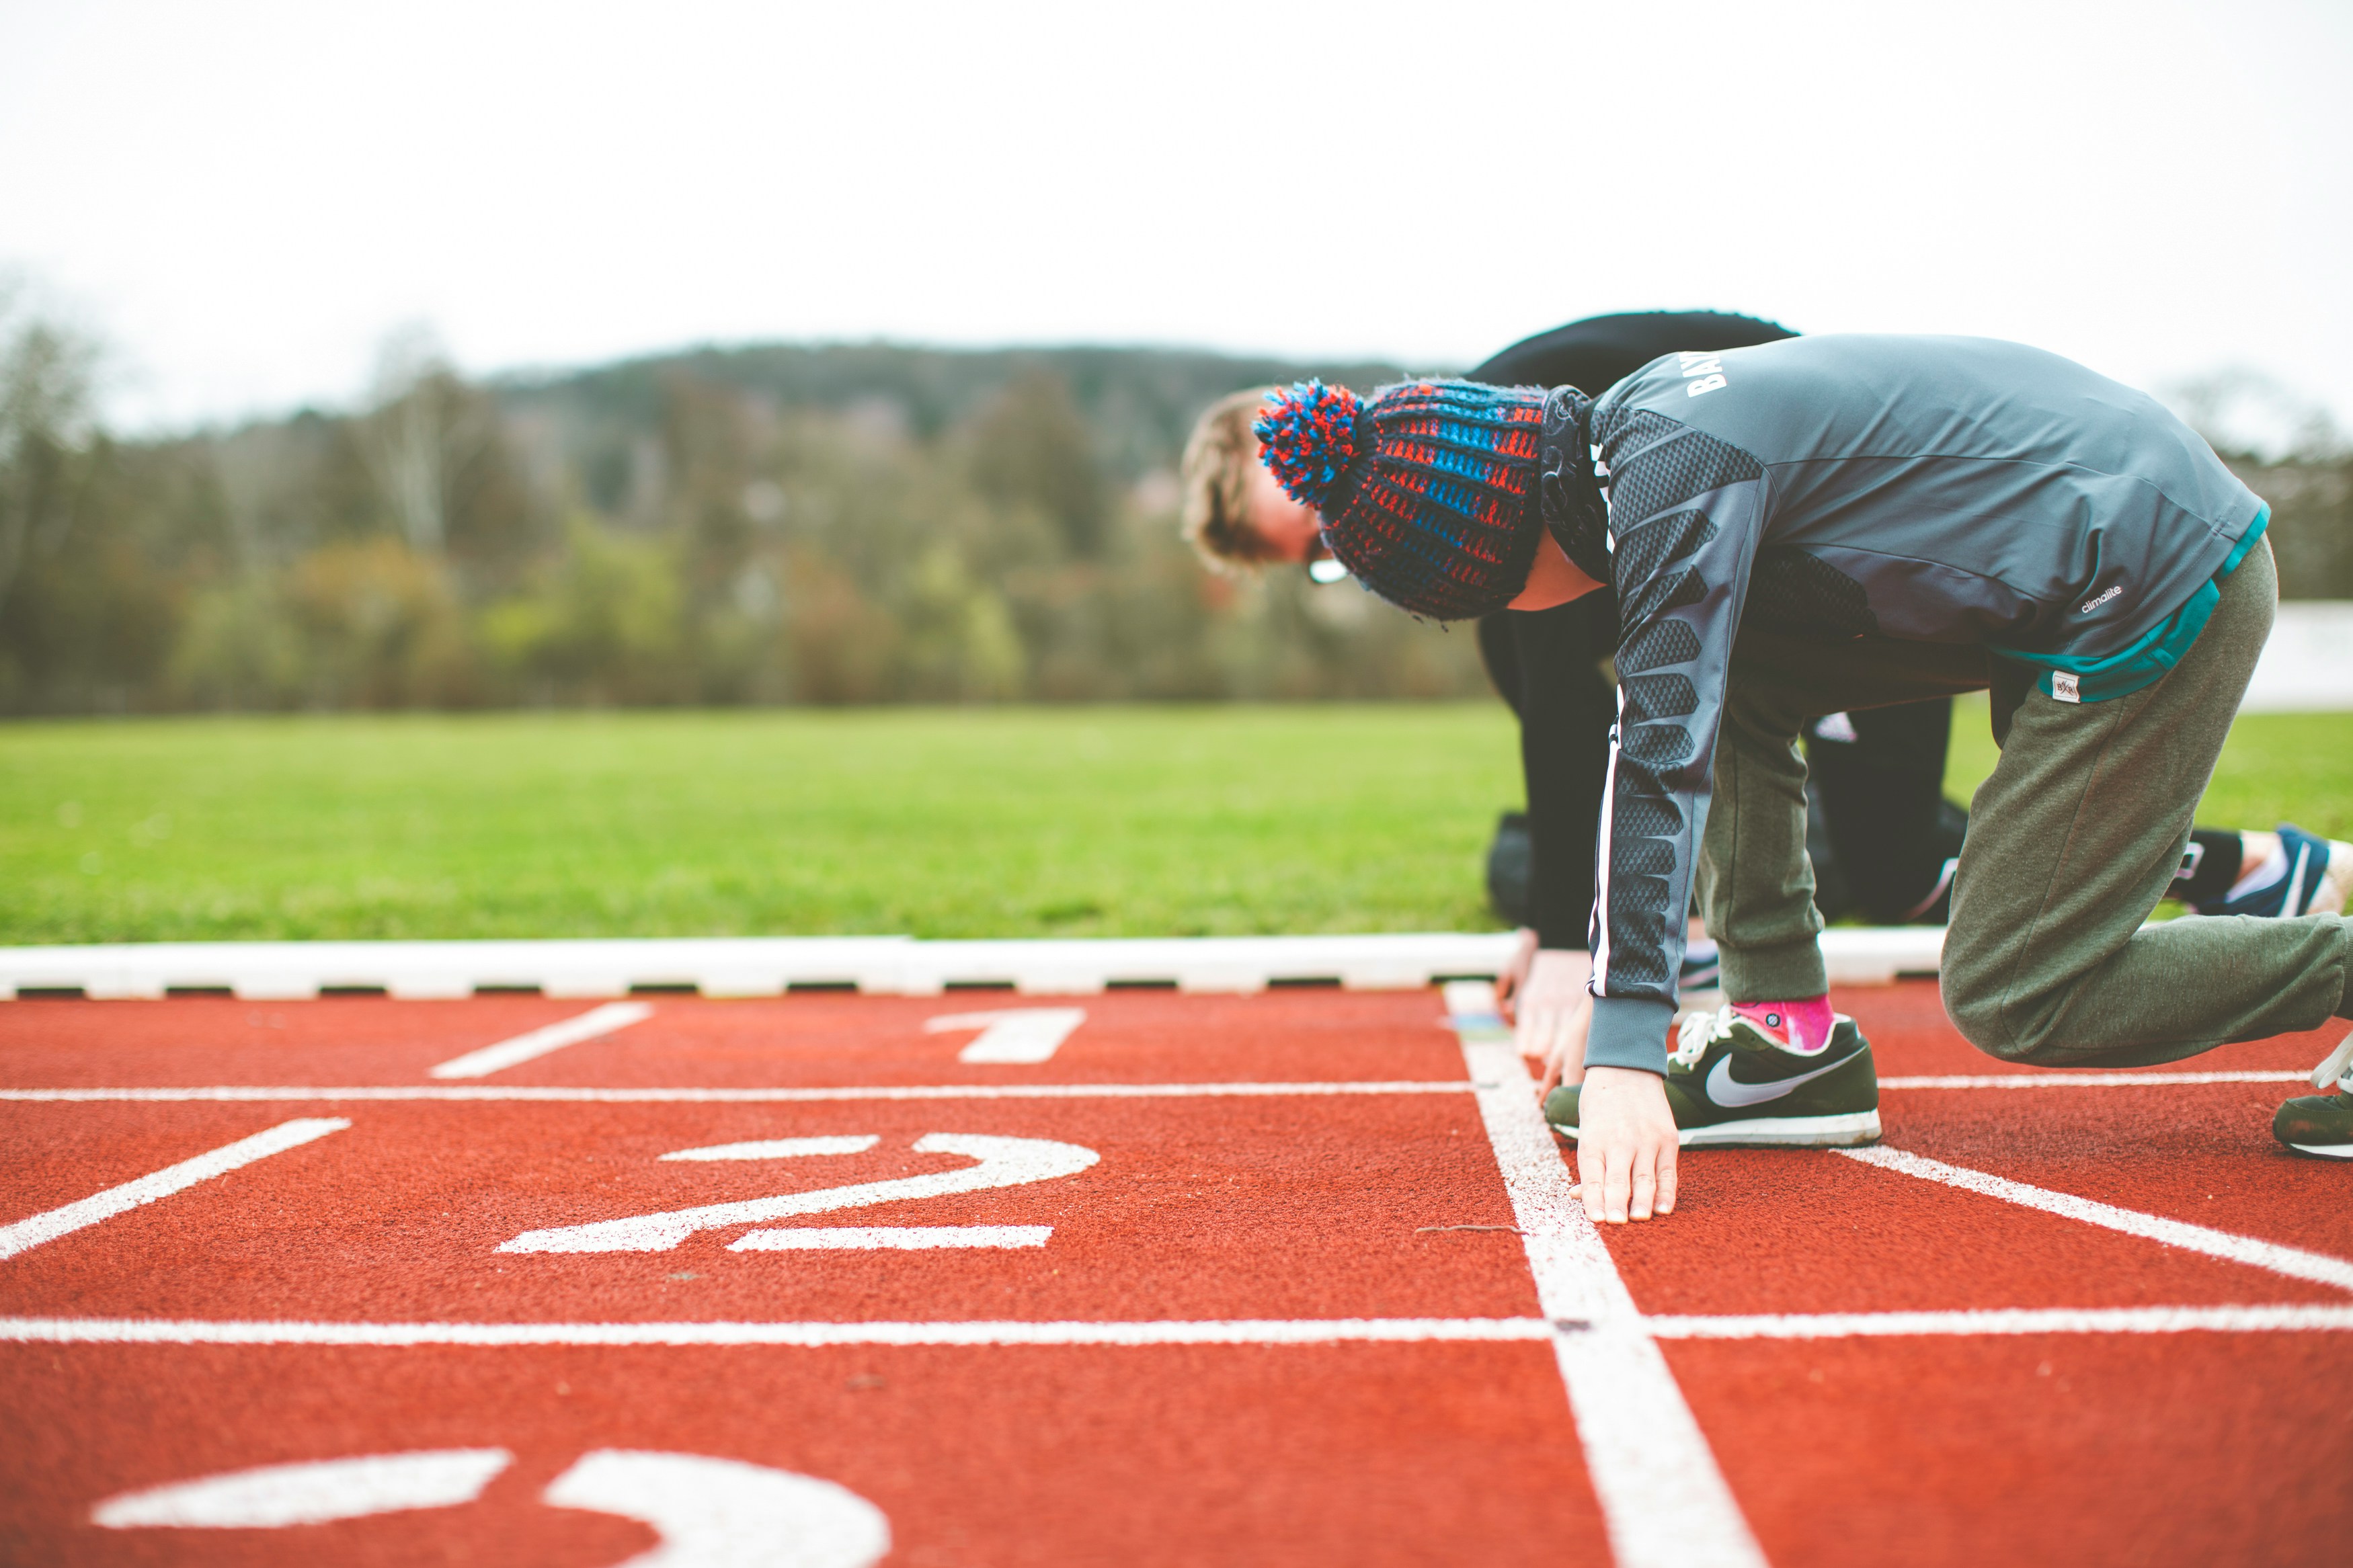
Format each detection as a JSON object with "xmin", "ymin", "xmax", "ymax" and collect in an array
[
  {"xmin": 0, "ymin": 1081, "xmax": 1469, "ymax": 1104},
  {"xmin": 428, "ymin": 1001, "xmax": 653, "ymax": 1079},
  {"xmin": 0, "ymin": 1118, "xmax": 350, "ymax": 1262},
  {"xmin": 0, "ymin": 1316, "xmax": 1557, "ymax": 1347},
  {"xmin": 0, "ymin": 1075, "xmax": 2305, "ymax": 1103},
  {"xmin": 11, "ymin": 1307, "xmax": 2353, "ymax": 1349},
  {"xmin": 1446, "ymin": 982, "xmax": 1767, "ymax": 1568},
  {"xmin": 1644, "ymin": 1305, "xmax": 2353, "ymax": 1338},
  {"xmin": 1841, "ymin": 1146, "xmax": 2353, "ymax": 1293},
  {"xmin": 924, "ymin": 1007, "xmax": 1086, "ymax": 1065},
  {"xmin": 731, "ymin": 1226, "xmax": 1052, "ymax": 1251},
  {"xmin": 1880, "ymin": 1070, "xmax": 2305, "ymax": 1089}
]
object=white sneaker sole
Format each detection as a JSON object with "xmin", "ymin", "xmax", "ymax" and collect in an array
[
  {"xmin": 1679, "ymin": 1110, "xmax": 1882, "ymax": 1147},
  {"xmin": 2284, "ymin": 1141, "xmax": 2353, "ymax": 1160},
  {"xmin": 1550, "ymin": 1110, "xmax": 1883, "ymax": 1149}
]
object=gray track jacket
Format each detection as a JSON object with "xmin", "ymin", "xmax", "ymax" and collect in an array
[{"xmin": 1560, "ymin": 335, "xmax": 2268, "ymax": 1075}]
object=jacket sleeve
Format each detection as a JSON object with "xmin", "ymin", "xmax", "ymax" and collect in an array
[{"xmin": 1579, "ymin": 407, "xmax": 1770, "ymax": 1075}]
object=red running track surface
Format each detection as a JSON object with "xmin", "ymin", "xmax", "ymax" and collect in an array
[{"xmin": 1, "ymin": 983, "xmax": 2348, "ymax": 1565}]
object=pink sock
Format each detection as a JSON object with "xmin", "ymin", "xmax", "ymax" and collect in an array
[{"xmin": 1732, "ymin": 995, "xmax": 1835, "ymax": 1053}]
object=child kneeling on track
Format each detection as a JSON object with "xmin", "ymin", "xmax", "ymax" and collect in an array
[{"xmin": 1250, "ymin": 335, "xmax": 2353, "ymax": 1224}]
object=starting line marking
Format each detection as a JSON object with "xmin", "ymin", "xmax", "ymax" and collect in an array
[
  {"xmin": 1642, "ymin": 1305, "xmax": 2353, "ymax": 1338},
  {"xmin": 428, "ymin": 1001, "xmax": 654, "ymax": 1079},
  {"xmin": 0, "ymin": 1081, "xmax": 1470, "ymax": 1104},
  {"xmin": 0, "ymin": 1117, "xmax": 348, "ymax": 1262},
  {"xmin": 0, "ymin": 1316, "xmax": 1558, "ymax": 1347},
  {"xmin": 15, "ymin": 1305, "xmax": 2350, "ymax": 1348},
  {"xmin": 1841, "ymin": 1146, "xmax": 2353, "ymax": 1294},
  {"xmin": 1447, "ymin": 983, "xmax": 1767, "ymax": 1568},
  {"xmin": 1, "ymin": 1075, "xmax": 2315, "ymax": 1106}
]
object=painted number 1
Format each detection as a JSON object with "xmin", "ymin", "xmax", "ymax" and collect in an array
[{"xmin": 500, "ymin": 1134, "xmax": 1099, "ymax": 1254}]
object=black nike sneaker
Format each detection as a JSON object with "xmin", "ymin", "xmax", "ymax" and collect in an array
[
  {"xmin": 1545, "ymin": 1003, "xmax": 1882, "ymax": 1147},
  {"xmin": 2274, "ymin": 1031, "xmax": 2353, "ymax": 1160}
]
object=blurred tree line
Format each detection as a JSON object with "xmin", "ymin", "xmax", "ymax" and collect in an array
[
  {"xmin": 0, "ymin": 298, "xmax": 1493, "ymax": 713},
  {"xmin": 3, "ymin": 295, "xmax": 2349, "ymax": 716}
]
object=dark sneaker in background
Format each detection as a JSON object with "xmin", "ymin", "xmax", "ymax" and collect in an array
[
  {"xmin": 1678, "ymin": 938, "xmax": 1722, "ymax": 997},
  {"xmin": 1546, "ymin": 1003, "xmax": 1882, "ymax": 1148},
  {"xmin": 2200, "ymin": 823, "xmax": 2353, "ymax": 919},
  {"xmin": 2274, "ymin": 1032, "xmax": 2353, "ymax": 1160}
]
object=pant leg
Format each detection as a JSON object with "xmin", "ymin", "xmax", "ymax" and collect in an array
[
  {"xmin": 1476, "ymin": 612, "xmax": 1523, "ymax": 720},
  {"xmin": 1810, "ymin": 699, "xmax": 1959, "ymax": 922},
  {"xmin": 1702, "ymin": 669, "xmax": 1831, "ymax": 1000},
  {"xmin": 1702, "ymin": 632, "xmax": 1991, "ymax": 1003},
  {"xmin": 1941, "ymin": 539, "xmax": 2353, "ymax": 1066}
]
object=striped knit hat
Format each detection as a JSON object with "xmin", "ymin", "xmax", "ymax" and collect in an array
[{"xmin": 1254, "ymin": 378, "xmax": 1547, "ymax": 620}]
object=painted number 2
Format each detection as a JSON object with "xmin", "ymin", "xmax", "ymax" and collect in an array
[{"xmin": 501, "ymin": 1134, "xmax": 1099, "ymax": 1254}]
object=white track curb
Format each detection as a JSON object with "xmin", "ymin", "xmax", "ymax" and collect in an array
[{"xmin": 0, "ymin": 930, "xmax": 1944, "ymax": 1001}]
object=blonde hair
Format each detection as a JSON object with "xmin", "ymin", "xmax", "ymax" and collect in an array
[{"xmin": 1178, "ymin": 386, "xmax": 1282, "ymax": 570}]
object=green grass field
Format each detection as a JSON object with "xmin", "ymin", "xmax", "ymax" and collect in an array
[{"xmin": 3, "ymin": 704, "xmax": 2346, "ymax": 945}]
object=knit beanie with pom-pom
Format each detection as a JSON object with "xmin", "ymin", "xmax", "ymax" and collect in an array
[{"xmin": 1252, "ymin": 378, "xmax": 1607, "ymax": 620}]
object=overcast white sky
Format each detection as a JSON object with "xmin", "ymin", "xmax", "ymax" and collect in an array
[{"xmin": 3, "ymin": 0, "xmax": 2348, "ymax": 446}]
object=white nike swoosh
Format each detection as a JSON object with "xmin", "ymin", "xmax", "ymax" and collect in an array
[{"xmin": 1705, "ymin": 1047, "xmax": 1866, "ymax": 1108}]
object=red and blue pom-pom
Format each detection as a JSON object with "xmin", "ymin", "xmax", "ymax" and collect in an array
[{"xmin": 1253, "ymin": 380, "xmax": 1361, "ymax": 508}]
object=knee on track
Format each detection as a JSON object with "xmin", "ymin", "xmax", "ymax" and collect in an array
[{"xmin": 1938, "ymin": 952, "xmax": 2063, "ymax": 1065}]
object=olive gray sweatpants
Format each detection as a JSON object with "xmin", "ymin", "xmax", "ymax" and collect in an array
[{"xmin": 1698, "ymin": 538, "xmax": 2353, "ymax": 1065}]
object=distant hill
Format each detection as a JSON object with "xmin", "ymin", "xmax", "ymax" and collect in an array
[{"xmin": 493, "ymin": 341, "xmax": 1427, "ymax": 485}]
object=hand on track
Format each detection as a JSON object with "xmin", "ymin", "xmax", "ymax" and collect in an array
[
  {"xmin": 1574, "ymin": 1067, "xmax": 1679, "ymax": 1223},
  {"xmin": 1513, "ymin": 948, "xmax": 1594, "ymax": 1100},
  {"xmin": 1494, "ymin": 929, "xmax": 1540, "ymax": 1025}
]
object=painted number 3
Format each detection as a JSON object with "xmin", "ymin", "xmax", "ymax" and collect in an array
[{"xmin": 501, "ymin": 1134, "xmax": 1100, "ymax": 1254}]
